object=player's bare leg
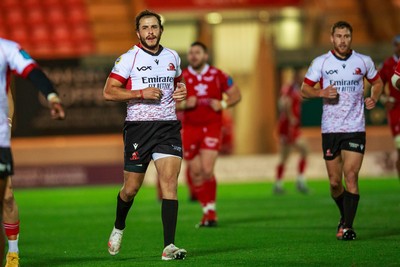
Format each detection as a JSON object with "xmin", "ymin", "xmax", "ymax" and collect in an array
[
  {"xmin": 155, "ymin": 156, "xmax": 186, "ymax": 260},
  {"xmin": 3, "ymin": 177, "xmax": 20, "ymax": 267},
  {"xmin": 325, "ymin": 156, "xmax": 346, "ymax": 239},
  {"xmin": 274, "ymin": 144, "xmax": 290, "ymax": 194},
  {"xmin": 108, "ymin": 171, "xmax": 145, "ymax": 255},
  {"xmin": 0, "ymin": 178, "xmax": 8, "ymax": 265}
]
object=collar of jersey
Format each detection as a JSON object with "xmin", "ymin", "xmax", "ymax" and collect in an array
[
  {"xmin": 330, "ymin": 49, "xmax": 353, "ymax": 61},
  {"xmin": 137, "ymin": 43, "xmax": 164, "ymax": 56},
  {"xmin": 188, "ymin": 64, "xmax": 210, "ymax": 76}
]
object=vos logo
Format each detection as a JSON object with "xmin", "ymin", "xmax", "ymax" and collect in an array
[
  {"xmin": 137, "ymin": 66, "xmax": 152, "ymax": 71},
  {"xmin": 325, "ymin": 69, "xmax": 338, "ymax": 75}
]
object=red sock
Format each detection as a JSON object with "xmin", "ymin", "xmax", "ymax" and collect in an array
[
  {"xmin": 3, "ymin": 221, "xmax": 20, "ymax": 237},
  {"xmin": 298, "ymin": 157, "xmax": 307, "ymax": 175},
  {"xmin": 194, "ymin": 182, "xmax": 208, "ymax": 209},
  {"xmin": 276, "ymin": 163, "xmax": 284, "ymax": 180},
  {"xmin": 206, "ymin": 176, "xmax": 217, "ymax": 204}
]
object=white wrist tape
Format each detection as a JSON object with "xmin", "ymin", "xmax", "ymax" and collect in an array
[
  {"xmin": 47, "ymin": 93, "xmax": 61, "ymax": 103},
  {"xmin": 220, "ymin": 100, "xmax": 228, "ymax": 109}
]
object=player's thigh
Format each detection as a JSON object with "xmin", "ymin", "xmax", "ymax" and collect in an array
[
  {"xmin": 154, "ymin": 156, "xmax": 182, "ymax": 182},
  {"xmin": 325, "ymin": 156, "xmax": 343, "ymax": 183},
  {"xmin": 122, "ymin": 171, "xmax": 146, "ymax": 194},
  {"xmin": 341, "ymin": 150, "xmax": 363, "ymax": 178}
]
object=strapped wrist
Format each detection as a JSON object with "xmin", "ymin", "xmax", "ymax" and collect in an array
[{"xmin": 220, "ymin": 100, "xmax": 228, "ymax": 109}]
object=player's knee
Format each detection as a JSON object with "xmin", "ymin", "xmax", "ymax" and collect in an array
[
  {"xmin": 329, "ymin": 179, "xmax": 342, "ymax": 191},
  {"xmin": 121, "ymin": 187, "xmax": 140, "ymax": 199}
]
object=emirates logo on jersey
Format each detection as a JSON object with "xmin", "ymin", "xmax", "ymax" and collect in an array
[
  {"xmin": 353, "ymin": 67, "xmax": 363, "ymax": 75},
  {"xmin": 167, "ymin": 63, "xmax": 176, "ymax": 71}
]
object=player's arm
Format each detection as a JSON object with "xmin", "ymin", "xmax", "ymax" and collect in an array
[
  {"xmin": 365, "ymin": 77, "xmax": 383, "ymax": 110},
  {"xmin": 176, "ymin": 95, "xmax": 196, "ymax": 110},
  {"xmin": 210, "ymin": 84, "xmax": 241, "ymax": 112},
  {"xmin": 301, "ymin": 82, "xmax": 338, "ymax": 99},
  {"xmin": 103, "ymin": 77, "xmax": 163, "ymax": 102},
  {"xmin": 26, "ymin": 68, "xmax": 65, "ymax": 120}
]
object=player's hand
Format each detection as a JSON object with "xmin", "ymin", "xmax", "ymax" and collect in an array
[
  {"xmin": 320, "ymin": 85, "xmax": 338, "ymax": 99},
  {"xmin": 142, "ymin": 87, "xmax": 163, "ymax": 100},
  {"xmin": 209, "ymin": 99, "xmax": 223, "ymax": 111},
  {"xmin": 50, "ymin": 102, "xmax": 66, "ymax": 120},
  {"xmin": 364, "ymin": 97, "xmax": 377, "ymax": 110},
  {"xmin": 173, "ymin": 83, "xmax": 187, "ymax": 101}
]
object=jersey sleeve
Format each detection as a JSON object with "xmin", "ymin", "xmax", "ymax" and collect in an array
[
  {"xmin": 5, "ymin": 42, "xmax": 37, "ymax": 78},
  {"xmin": 364, "ymin": 56, "xmax": 379, "ymax": 82},
  {"xmin": 304, "ymin": 57, "xmax": 323, "ymax": 86},
  {"xmin": 175, "ymin": 54, "xmax": 182, "ymax": 78},
  {"xmin": 109, "ymin": 52, "xmax": 134, "ymax": 85},
  {"xmin": 219, "ymin": 70, "xmax": 234, "ymax": 92}
]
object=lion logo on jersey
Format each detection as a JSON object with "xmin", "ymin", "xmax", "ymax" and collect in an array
[
  {"xmin": 167, "ymin": 63, "xmax": 176, "ymax": 71},
  {"xmin": 353, "ymin": 67, "xmax": 363, "ymax": 75}
]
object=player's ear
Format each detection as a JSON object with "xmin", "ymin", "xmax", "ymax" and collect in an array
[{"xmin": 135, "ymin": 30, "xmax": 140, "ymax": 39}]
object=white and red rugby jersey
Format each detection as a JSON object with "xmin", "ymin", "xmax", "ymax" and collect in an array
[
  {"xmin": 109, "ymin": 44, "xmax": 182, "ymax": 121},
  {"xmin": 304, "ymin": 50, "xmax": 380, "ymax": 133},
  {"xmin": 0, "ymin": 38, "xmax": 37, "ymax": 147}
]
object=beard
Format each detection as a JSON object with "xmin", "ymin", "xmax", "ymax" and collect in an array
[
  {"xmin": 334, "ymin": 43, "xmax": 351, "ymax": 57},
  {"xmin": 140, "ymin": 35, "xmax": 161, "ymax": 51}
]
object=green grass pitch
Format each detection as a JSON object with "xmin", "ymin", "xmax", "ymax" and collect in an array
[{"xmin": 11, "ymin": 178, "xmax": 400, "ymax": 266}]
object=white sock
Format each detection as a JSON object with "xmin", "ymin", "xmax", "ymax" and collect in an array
[
  {"xmin": 8, "ymin": 239, "xmax": 18, "ymax": 253},
  {"xmin": 206, "ymin": 202, "xmax": 216, "ymax": 211},
  {"xmin": 297, "ymin": 175, "xmax": 305, "ymax": 183},
  {"xmin": 275, "ymin": 180, "xmax": 283, "ymax": 188}
]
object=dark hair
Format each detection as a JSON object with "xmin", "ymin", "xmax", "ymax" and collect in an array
[
  {"xmin": 331, "ymin": 21, "xmax": 353, "ymax": 35},
  {"xmin": 135, "ymin": 10, "xmax": 163, "ymax": 31},
  {"xmin": 191, "ymin": 41, "xmax": 208, "ymax": 53}
]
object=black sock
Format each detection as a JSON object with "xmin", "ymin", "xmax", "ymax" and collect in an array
[
  {"xmin": 162, "ymin": 199, "xmax": 178, "ymax": 248},
  {"xmin": 114, "ymin": 193, "xmax": 134, "ymax": 230},
  {"xmin": 332, "ymin": 191, "xmax": 345, "ymax": 223},
  {"xmin": 343, "ymin": 191, "xmax": 360, "ymax": 229}
]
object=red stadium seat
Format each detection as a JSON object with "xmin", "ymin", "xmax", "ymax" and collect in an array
[
  {"xmin": 47, "ymin": 7, "xmax": 67, "ymax": 25},
  {"xmin": 31, "ymin": 25, "xmax": 52, "ymax": 43},
  {"xmin": 27, "ymin": 8, "xmax": 46, "ymax": 25},
  {"xmin": 68, "ymin": 6, "xmax": 89, "ymax": 25},
  {"xmin": 5, "ymin": 9, "xmax": 25, "ymax": 26}
]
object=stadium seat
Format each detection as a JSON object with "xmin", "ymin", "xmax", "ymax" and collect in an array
[
  {"xmin": 47, "ymin": 7, "xmax": 67, "ymax": 25},
  {"xmin": 27, "ymin": 8, "xmax": 46, "ymax": 25},
  {"xmin": 5, "ymin": 9, "xmax": 25, "ymax": 26}
]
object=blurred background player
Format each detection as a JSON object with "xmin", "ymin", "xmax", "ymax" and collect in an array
[
  {"xmin": 0, "ymin": 37, "xmax": 65, "ymax": 266},
  {"xmin": 274, "ymin": 71, "xmax": 309, "ymax": 194},
  {"xmin": 301, "ymin": 21, "xmax": 382, "ymax": 240},
  {"xmin": 379, "ymin": 35, "xmax": 400, "ymax": 179},
  {"xmin": 179, "ymin": 42, "xmax": 241, "ymax": 227}
]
